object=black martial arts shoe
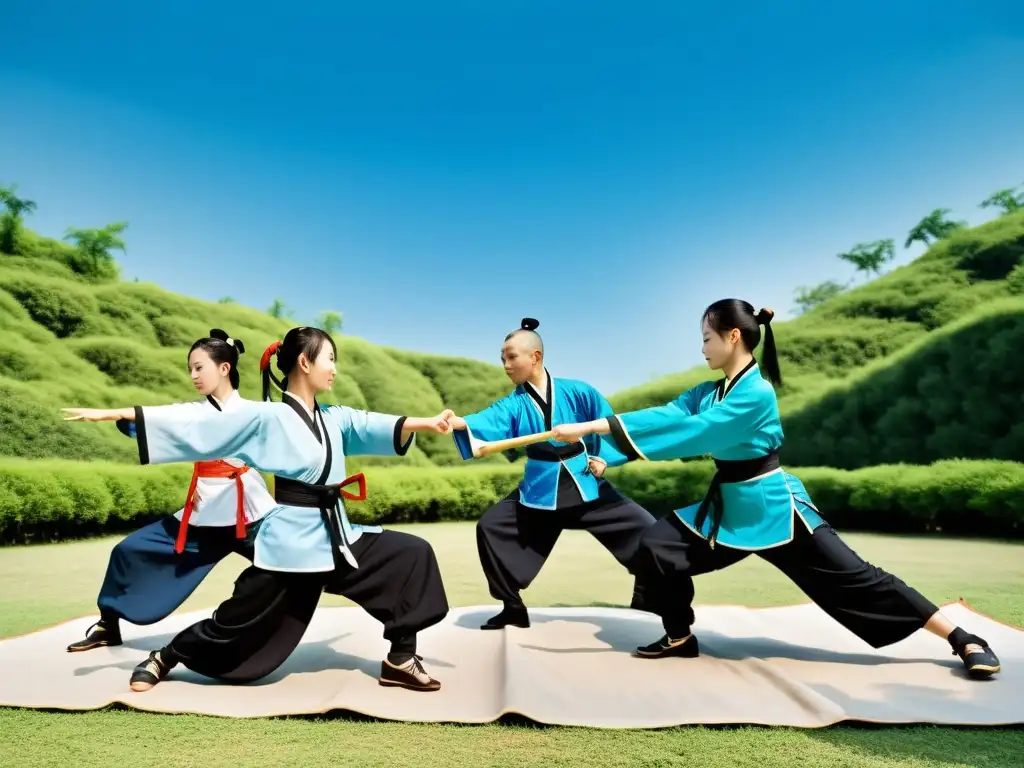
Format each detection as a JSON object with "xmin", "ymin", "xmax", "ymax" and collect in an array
[
  {"xmin": 66, "ymin": 620, "xmax": 122, "ymax": 652},
  {"xmin": 952, "ymin": 634, "xmax": 1000, "ymax": 679},
  {"xmin": 379, "ymin": 655, "xmax": 441, "ymax": 692},
  {"xmin": 480, "ymin": 603, "xmax": 530, "ymax": 630},
  {"xmin": 634, "ymin": 633, "xmax": 699, "ymax": 659},
  {"xmin": 129, "ymin": 650, "xmax": 177, "ymax": 692}
]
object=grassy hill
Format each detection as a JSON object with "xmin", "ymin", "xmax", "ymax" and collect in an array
[
  {"xmin": 610, "ymin": 209, "xmax": 1024, "ymax": 467},
  {"xmin": 0, "ymin": 237, "xmax": 515, "ymax": 470}
]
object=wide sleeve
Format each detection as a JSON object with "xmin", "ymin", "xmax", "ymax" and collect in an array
[
  {"xmin": 581, "ymin": 385, "xmax": 616, "ymax": 459},
  {"xmin": 604, "ymin": 383, "xmax": 766, "ymax": 462},
  {"xmin": 326, "ymin": 405, "xmax": 413, "ymax": 456},
  {"xmin": 134, "ymin": 401, "xmax": 269, "ymax": 467},
  {"xmin": 452, "ymin": 396, "xmax": 518, "ymax": 460}
]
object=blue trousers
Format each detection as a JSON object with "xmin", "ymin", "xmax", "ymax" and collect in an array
[{"xmin": 97, "ymin": 515, "xmax": 261, "ymax": 625}]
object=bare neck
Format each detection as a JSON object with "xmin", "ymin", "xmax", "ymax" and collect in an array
[
  {"xmin": 528, "ymin": 367, "xmax": 548, "ymax": 391},
  {"xmin": 285, "ymin": 378, "xmax": 318, "ymax": 411},
  {"xmin": 210, "ymin": 383, "xmax": 235, "ymax": 403},
  {"xmin": 722, "ymin": 352, "xmax": 754, "ymax": 384}
]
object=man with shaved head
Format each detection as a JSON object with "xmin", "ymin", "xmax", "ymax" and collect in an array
[{"xmin": 449, "ymin": 318, "xmax": 665, "ymax": 631}]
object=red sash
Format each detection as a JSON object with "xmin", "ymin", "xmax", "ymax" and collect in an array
[{"xmin": 176, "ymin": 460, "xmax": 251, "ymax": 554}]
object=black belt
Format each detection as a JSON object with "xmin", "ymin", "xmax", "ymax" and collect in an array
[
  {"xmin": 525, "ymin": 441, "xmax": 586, "ymax": 462},
  {"xmin": 693, "ymin": 451, "xmax": 781, "ymax": 548},
  {"xmin": 274, "ymin": 473, "xmax": 367, "ymax": 569}
]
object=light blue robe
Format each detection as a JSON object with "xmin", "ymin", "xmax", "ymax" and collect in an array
[
  {"xmin": 133, "ymin": 391, "xmax": 412, "ymax": 572},
  {"xmin": 453, "ymin": 371, "xmax": 625, "ymax": 509},
  {"xmin": 601, "ymin": 362, "xmax": 824, "ymax": 550}
]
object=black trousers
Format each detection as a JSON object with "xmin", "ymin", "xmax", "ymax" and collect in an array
[
  {"xmin": 476, "ymin": 480, "xmax": 659, "ymax": 609},
  {"xmin": 165, "ymin": 530, "xmax": 449, "ymax": 683},
  {"xmin": 637, "ymin": 513, "xmax": 941, "ymax": 648}
]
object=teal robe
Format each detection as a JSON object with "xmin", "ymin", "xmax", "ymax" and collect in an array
[
  {"xmin": 601, "ymin": 362, "xmax": 823, "ymax": 549},
  {"xmin": 453, "ymin": 371, "xmax": 623, "ymax": 509}
]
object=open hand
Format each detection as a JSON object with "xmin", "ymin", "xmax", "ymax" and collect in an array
[{"xmin": 61, "ymin": 408, "xmax": 120, "ymax": 422}]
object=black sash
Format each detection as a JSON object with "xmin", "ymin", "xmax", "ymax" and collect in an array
[
  {"xmin": 693, "ymin": 451, "xmax": 781, "ymax": 548},
  {"xmin": 525, "ymin": 441, "xmax": 586, "ymax": 462},
  {"xmin": 273, "ymin": 477, "xmax": 349, "ymax": 569}
]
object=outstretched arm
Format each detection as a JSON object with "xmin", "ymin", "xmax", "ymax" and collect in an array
[
  {"xmin": 551, "ymin": 384, "xmax": 764, "ymax": 463},
  {"xmin": 64, "ymin": 402, "xmax": 281, "ymax": 471},
  {"xmin": 325, "ymin": 406, "xmax": 453, "ymax": 457},
  {"xmin": 449, "ymin": 398, "xmax": 518, "ymax": 461}
]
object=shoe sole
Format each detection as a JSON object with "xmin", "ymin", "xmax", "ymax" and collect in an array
[
  {"xmin": 378, "ymin": 679, "xmax": 441, "ymax": 692},
  {"xmin": 67, "ymin": 641, "xmax": 121, "ymax": 653}
]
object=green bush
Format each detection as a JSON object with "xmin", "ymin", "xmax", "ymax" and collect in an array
[
  {"xmin": 0, "ymin": 272, "xmax": 98, "ymax": 338},
  {"xmin": 2, "ymin": 458, "xmax": 1020, "ymax": 544}
]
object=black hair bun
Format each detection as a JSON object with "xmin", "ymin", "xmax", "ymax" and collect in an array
[
  {"xmin": 521, "ymin": 317, "xmax": 540, "ymax": 331},
  {"xmin": 209, "ymin": 328, "xmax": 245, "ymax": 354},
  {"xmin": 754, "ymin": 308, "xmax": 774, "ymax": 326}
]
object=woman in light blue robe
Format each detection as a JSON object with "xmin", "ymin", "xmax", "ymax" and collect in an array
[
  {"xmin": 552, "ymin": 299, "xmax": 1000, "ymax": 680},
  {"xmin": 450, "ymin": 318, "xmax": 663, "ymax": 632},
  {"xmin": 63, "ymin": 326, "xmax": 455, "ymax": 692}
]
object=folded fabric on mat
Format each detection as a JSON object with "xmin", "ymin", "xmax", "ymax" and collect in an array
[{"xmin": 0, "ymin": 602, "xmax": 1019, "ymax": 728}]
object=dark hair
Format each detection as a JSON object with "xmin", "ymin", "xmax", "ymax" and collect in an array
[
  {"xmin": 504, "ymin": 317, "xmax": 543, "ymax": 351},
  {"xmin": 259, "ymin": 326, "xmax": 337, "ymax": 401},
  {"xmin": 701, "ymin": 299, "xmax": 782, "ymax": 386},
  {"xmin": 189, "ymin": 328, "xmax": 245, "ymax": 389}
]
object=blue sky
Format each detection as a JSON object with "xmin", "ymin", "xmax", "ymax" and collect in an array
[{"xmin": 2, "ymin": 2, "xmax": 1022, "ymax": 393}]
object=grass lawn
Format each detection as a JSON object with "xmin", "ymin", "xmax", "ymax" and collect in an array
[{"xmin": 1, "ymin": 522, "xmax": 1022, "ymax": 768}]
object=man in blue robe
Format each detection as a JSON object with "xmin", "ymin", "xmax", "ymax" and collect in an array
[{"xmin": 450, "ymin": 318, "xmax": 660, "ymax": 630}]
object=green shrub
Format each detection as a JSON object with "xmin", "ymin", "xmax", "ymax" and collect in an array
[
  {"xmin": 2, "ymin": 458, "xmax": 1020, "ymax": 544},
  {"xmin": 0, "ymin": 272, "xmax": 98, "ymax": 338}
]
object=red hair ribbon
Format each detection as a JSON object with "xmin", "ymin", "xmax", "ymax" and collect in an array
[
  {"xmin": 260, "ymin": 340, "xmax": 282, "ymax": 371},
  {"xmin": 338, "ymin": 472, "xmax": 367, "ymax": 501}
]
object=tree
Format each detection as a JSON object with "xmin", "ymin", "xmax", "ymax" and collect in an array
[
  {"xmin": 904, "ymin": 208, "xmax": 966, "ymax": 249},
  {"xmin": 980, "ymin": 186, "xmax": 1023, "ymax": 215},
  {"xmin": 792, "ymin": 280, "xmax": 847, "ymax": 315},
  {"xmin": 63, "ymin": 221, "xmax": 127, "ymax": 279},
  {"xmin": 837, "ymin": 239, "xmax": 896, "ymax": 281},
  {"xmin": 315, "ymin": 310, "xmax": 343, "ymax": 335},
  {"xmin": 267, "ymin": 298, "xmax": 294, "ymax": 319},
  {"xmin": 0, "ymin": 183, "xmax": 37, "ymax": 254},
  {"xmin": 217, "ymin": 296, "xmax": 234, "ymax": 304}
]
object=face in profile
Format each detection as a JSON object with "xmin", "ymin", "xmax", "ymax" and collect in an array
[
  {"xmin": 302, "ymin": 341, "xmax": 337, "ymax": 392},
  {"xmin": 188, "ymin": 348, "xmax": 229, "ymax": 395},
  {"xmin": 701, "ymin": 317, "xmax": 738, "ymax": 371},
  {"xmin": 501, "ymin": 335, "xmax": 540, "ymax": 385}
]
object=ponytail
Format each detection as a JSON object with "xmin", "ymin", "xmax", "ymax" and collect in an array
[
  {"xmin": 260, "ymin": 340, "xmax": 284, "ymax": 401},
  {"xmin": 755, "ymin": 308, "xmax": 782, "ymax": 387}
]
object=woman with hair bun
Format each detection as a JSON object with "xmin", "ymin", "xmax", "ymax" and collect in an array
[
  {"xmin": 553, "ymin": 299, "xmax": 1001, "ymax": 681},
  {"xmin": 66, "ymin": 329, "xmax": 278, "ymax": 655},
  {"xmin": 64, "ymin": 325, "xmax": 455, "ymax": 693}
]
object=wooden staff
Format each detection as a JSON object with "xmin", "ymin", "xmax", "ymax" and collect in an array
[{"xmin": 472, "ymin": 430, "xmax": 559, "ymax": 458}]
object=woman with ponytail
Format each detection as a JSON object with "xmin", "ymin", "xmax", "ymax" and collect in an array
[
  {"xmin": 551, "ymin": 299, "xmax": 1000, "ymax": 680},
  {"xmin": 64, "ymin": 325, "xmax": 455, "ymax": 693},
  {"xmin": 65, "ymin": 329, "xmax": 278, "ymax": 655}
]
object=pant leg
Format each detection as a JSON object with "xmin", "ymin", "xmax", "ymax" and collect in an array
[
  {"xmin": 757, "ymin": 523, "xmax": 941, "ymax": 649},
  {"xmin": 323, "ymin": 530, "xmax": 450, "ymax": 643},
  {"xmin": 96, "ymin": 517, "xmax": 231, "ymax": 625},
  {"xmin": 475, "ymin": 490, "xmax": 563, "ymax": 604},
  {"xmin": 166, "ymin": 565, "xmax": 327, "ymax": 683},
  {"xmin": 635, "ymin": 512, "xmax": 751, "ymax": 637},
  {"xmin": 569, "ymin": 484, "xmax": 664, "ymax": 614}
]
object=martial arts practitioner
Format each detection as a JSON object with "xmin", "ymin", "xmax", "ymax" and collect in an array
[
  {"xmin": 449, "ymin": 318, "xmax": 663, "ymax": 631},
  {"xmin": 66, "ymin": 330, "xmax": 276, "ymax": 653},
  {"xmin": 63, "ymin": 326, "xmax": 454, "ymax": 692},
  {"xmin": 551, "ymin": 299, "xmax": 1001, "ymax": 679}
]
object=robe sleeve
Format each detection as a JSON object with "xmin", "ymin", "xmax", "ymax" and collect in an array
[
  {"xmin": 134, "ymin": 401, "xmax": 272, "ymax": 468},
  {"xmin": 580, "ymin": 385, "xmax": 619, "ymax": 461},
  {"xmin": 604, "ymin": 382, "xmax": 767, "ymax": 462},
  {"xmin": 325, "ymin": 406, "xmax": 414, "ymax": 456},
  {"xmin": 452, "ymin": 396, "xmax": 518, "ymax": 460}
]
